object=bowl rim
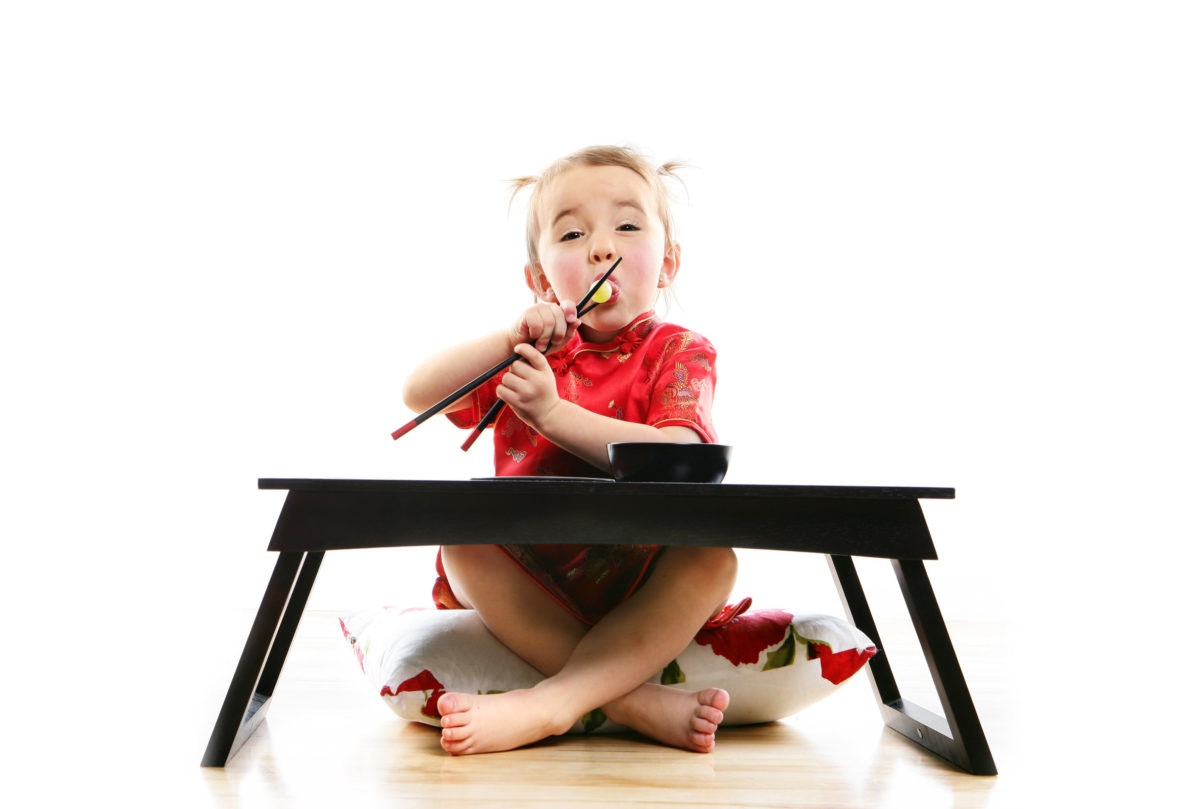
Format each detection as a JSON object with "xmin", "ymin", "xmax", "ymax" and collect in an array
[
  {"xmin": 607, "ymin": 442, "xmax": 731, "ymax": 450},
  {"xmin": 607, "ymin": 442, "xmax": 732, "ymax": 483}
]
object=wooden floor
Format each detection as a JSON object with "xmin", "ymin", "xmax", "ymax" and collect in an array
[
  {"xmin": 29, "ymin": 596, "xmax": 1173, "ymax": 808},
  {"xmin": 13, "ymin": 578, "xmax": 1190, "ymax": 807},
  {"xmin": 182, "ymin": 611, "xmax": 1025, "ymax": 808}
]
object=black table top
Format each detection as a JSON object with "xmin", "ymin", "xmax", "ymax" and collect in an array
[
  {"xmin": 259, "ymin": 478, "xmax": 950, "ymax": 559},
  {"xmin": 260, "ymin": 477, "xmax": 955, "ymax": 500}
]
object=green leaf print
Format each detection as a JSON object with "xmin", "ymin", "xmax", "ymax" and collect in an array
[
  {"xmin": 800, "ymin": 635, "xmax": 831, "ymax": 662},
  {"xmin": 581, "ymin": 708, "xmax": 607, "ymax": 734},
  {"xmin": 763, "ymin": 626, "xmax": 797, "ymax": 670},
  {"xmin": 660, "ymin": 659, "xmax": 686, "ymax": 685}
]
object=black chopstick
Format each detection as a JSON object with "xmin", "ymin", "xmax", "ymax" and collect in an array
[
  {"xmin": 392, "ymin": 257, "xmax": 621, "ymax": 442},
  {"xmin": 458, "ymin": 258, "xmax": 622, "ymax": 450}
]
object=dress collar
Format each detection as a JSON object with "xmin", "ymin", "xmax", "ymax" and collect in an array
[
  {"xmin": 551, "ymin": 312, "xmax": 660, "ymax": 373},
  {"xmin": 585, "ymin": 311, "xmax": 659, "ymax": 352}
]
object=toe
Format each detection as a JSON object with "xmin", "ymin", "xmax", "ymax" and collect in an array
[
  {"xmin": 695, "ymin": 705, "xmax": 724, "ymax": 727},
  {"xmin": 690, "ymin": 730, "xmax": 716, "ymax": 753},
  {"xmin": 441, "ymin": 710, "xmax": 470, "ymax": 729},
  {"xmin": 438, "ymin": 692, "xmax": 465, "ymax": 716},
  {"xmin": 703, "ymin": 688, "xmax": 731, "ymax": 712},
  {"xmin": 441, "ymin": 729, "xmax": 471, "ymax": 755}
]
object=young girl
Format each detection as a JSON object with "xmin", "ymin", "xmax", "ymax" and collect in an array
[{"xmin": 402, "ymin": 145, "xmax": 739, "ymax": 756}]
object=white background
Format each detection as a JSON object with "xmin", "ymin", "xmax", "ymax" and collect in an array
[{"xmin": 3, "ymin": 1, "xmax": 1197, "ymax": 803}]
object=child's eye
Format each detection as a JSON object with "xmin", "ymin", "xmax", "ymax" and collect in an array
[
  {"xmin": 560, "ymin": 229, "xmax": 583, "ymax": 242},
  {"xmin": 617, "ymin": 223, "xmax": 640, "ymax": 232}
]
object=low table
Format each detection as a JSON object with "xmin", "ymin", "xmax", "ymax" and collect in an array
[{"xmin": 202, "ymin": 478, "xmax": 996, "ymax": 775}]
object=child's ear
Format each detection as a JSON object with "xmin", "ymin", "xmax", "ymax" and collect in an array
[
  {"xmin": 525, "ymin": 263, "xmax": 557, "ymax": 302},
  {"xmin": 657, "ymin": 242, "xmax": 682, "ymax": 288}
]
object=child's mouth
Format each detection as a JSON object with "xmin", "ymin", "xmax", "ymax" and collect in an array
[{"xmin": 589, "ymin": 279, "xmax": 617, "ymax": 306}]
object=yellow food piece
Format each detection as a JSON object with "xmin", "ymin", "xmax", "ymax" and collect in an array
[{"xmin": 592, "ymin": 281, "xmax": 612, "ymax": 303}]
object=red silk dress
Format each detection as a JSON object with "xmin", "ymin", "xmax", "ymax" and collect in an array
[{"xmin": 431, "ymin": 312, "xmax": 719, "ymax": 625}]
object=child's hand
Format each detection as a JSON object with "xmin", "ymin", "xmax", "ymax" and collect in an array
[
  {"xmin": 497, "ymin": 343, "xmax": 563, "ymax": 428},
  {"xmin": 510, "ymin": 302, "xmax": 579, "ymax": 355}
]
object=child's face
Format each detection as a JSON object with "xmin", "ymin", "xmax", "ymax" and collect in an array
[{"xmin": 527, "ymin": 165, "xmax": 679, "ymax": 342}]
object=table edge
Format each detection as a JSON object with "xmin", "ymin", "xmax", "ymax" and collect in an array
[{"xmin": 258, "ymin": 477, "xmax": 955, "ymax": 500}]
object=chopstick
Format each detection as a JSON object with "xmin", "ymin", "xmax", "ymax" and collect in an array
[
  {"xmin": 458, "ymin": 257, "xmax": 622, "ymax": 450},
  {"xmin": 391, "ymin": 257, "xmax": 621, "ymax": 442}
]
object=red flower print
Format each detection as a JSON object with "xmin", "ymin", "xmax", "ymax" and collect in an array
[
  {"xmin": 695, "ymin": 609, "xmax": 793, "ymax": 666},
  {"xmin": 806, "ymin": 640, "xmax": 877, "ymax": 685},
  {"xmin": 383, "ymin": 669, "xmax": 446, "ymax": 719}
]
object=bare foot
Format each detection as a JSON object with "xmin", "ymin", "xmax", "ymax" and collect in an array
[
  {"xmin": 607, "ymin": 686, "xmax": 730, "ymax": 753},
  {"xmin": 437, "ymin": 690, "xmax": 571, "ymax": 756}
]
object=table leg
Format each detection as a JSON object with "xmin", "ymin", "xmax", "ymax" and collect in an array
[
  {"xmin": 201, "ymin": 550, "xmax": 325, "ymax": 767},
  {"xmin": 827, "ymin": 554, "xmax": 997, "ymax": 775}
]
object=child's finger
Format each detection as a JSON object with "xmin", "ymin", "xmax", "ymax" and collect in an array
[
  {"xmin": 560, "ymin": 303, "xmax": 580, "ymax": 342},
  {"xmin": 530, "ymin": 306, "xmax": 569, "ymax": 353},
  {"xmin": 542, "ymin": 304, "xmax": 568, "ymax": 348},
  {"xmin": 512, "ymin": 342, "xmax": 549, "ymax": 370}
]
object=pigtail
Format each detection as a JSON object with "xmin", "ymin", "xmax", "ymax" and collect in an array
[
  {"xmin": 508, "ymin": 175, "xmax": 539, "ymax": 214},
  {"xmin": 657, "ymin": 160, "xmax": 691, "ymax": 205}
]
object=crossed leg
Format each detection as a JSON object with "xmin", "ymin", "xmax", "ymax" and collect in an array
[{"xmin": 435, "ymin": 543, "xmax": 738, "ymax": 756}]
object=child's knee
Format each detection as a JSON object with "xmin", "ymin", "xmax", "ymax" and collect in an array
[
  {"xmin": 439, "ymin": 544, "xmax": 505, "ymax": 590},
  {"xmin": 666, "ymin": 546, "xmax": 738, "ymax": 594},
  {"xmin": 706, "ymin": 547, "xmax": 739, "ymax": 591}
]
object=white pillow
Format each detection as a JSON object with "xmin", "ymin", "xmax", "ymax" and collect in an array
[{"xmin": 339, "ymin": 605, "xmax": 876, "ymax": 733}]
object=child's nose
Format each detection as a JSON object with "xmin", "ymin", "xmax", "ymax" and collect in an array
[{"xmin": 590, "ymin": 238, "xmax": 615, "ymax": 264}]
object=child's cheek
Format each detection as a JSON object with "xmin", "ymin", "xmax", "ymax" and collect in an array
[{"xmin": 625, "ymin": 243, "xmax": 665, "ymax": 279}]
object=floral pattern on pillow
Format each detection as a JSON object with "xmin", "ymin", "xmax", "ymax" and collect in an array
[
  {"xmin": 694, "ymin": 608, "xmax": 793, "ymax": 666},
  {"xmin": 381, "ymin": 669, "xmax": 445, "ymax": 720},
  {"xmin": 340, "ymin": 604, "xmax": 877, "ymax": 732}
]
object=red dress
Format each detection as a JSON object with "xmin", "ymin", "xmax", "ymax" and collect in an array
[{"xmin": 432, "ymin": 312, "xmax": 719, "ymax": 624}]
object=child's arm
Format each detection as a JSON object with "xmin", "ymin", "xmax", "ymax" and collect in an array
[
  {"xmin": 401, "ymin": 329, "xmax": 516, "ymax": 415},
  {"xmin": 401, "ymin": 302, "xmax": 580, "ymax": 415},
  {"xmin": 497, "ymin": 343, "xmax": 702, "ymax": 471}
]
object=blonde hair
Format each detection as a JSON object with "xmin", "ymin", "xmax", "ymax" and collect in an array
[{"xmin": 511, "ymin": 145, "xmax": 685, "ymax": 266}]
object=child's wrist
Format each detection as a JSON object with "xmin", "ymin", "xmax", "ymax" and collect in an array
[
  {"xmin": 500, "ymin": 326, "xmax": 525, "ymax": 354},
  {"xmin": 530, "ymin": 398, "xmax": 566, "ymax": 441}
]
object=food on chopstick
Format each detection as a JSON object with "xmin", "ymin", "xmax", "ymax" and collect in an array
[{"xmin": 590, "ymin": 280, "xmax": 612, "ymax": 304}]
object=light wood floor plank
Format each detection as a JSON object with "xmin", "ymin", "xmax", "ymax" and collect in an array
[{"xmin": 191, "ymin": 610, "xmax": 1011, "ymax": 808}]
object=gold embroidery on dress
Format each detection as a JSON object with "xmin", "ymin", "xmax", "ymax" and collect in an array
[
  {"xmin": 564, "ymin": 371, "xmax": 593, "ymax": 404},
  {"xmin": 661, "ymin": 360, "xmax": 700, "ymax": 413}
]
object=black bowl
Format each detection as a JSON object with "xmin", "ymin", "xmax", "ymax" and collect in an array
[{"xmin": 608, "ymin": 443, "xmax": 731, "ymax": 483}]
